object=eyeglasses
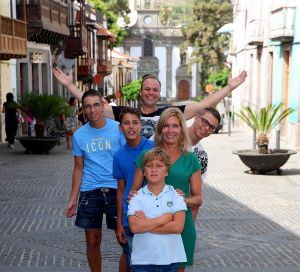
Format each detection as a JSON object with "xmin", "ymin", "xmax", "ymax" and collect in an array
[
  {"xmin": 83, "ymin": 103, "xmax": 102, "ymax": 111},
  {"xmin": 199, "ymin": 116, "xmax": 216, "ymax": 132}
]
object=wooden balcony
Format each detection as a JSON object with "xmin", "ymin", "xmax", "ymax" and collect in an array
[
  {"xmin": 97, "ymin": 60, "xmax": 112, "ymax": 76},
  {"xmin": 64, "ymin": 25, "xmax": 87, "ymax": 59},
  {"xmin": 77, "ymin": 54, "xmax": 94, "ymax": 81},
  {"xmin": 17, "ymin": 0, "xmax": 70, "ymax": 44},
  {"xmin": 0, "ymin": 15, "xmax": 27, "ymax": 60}
]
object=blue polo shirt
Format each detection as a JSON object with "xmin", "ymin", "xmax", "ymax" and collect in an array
[
  {"xmin": 113, "ymin": 137, "xmax": 154, "ymax": 226},
  {"xmin": 128, "ymin": 184, "xmax": 187, "ymax": 265}
]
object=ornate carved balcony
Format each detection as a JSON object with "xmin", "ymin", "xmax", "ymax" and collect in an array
[
  {"xmin": 270, "ymin": 5, "xmax": 296, "ymax": 42},
  {"xmin": 96, "ymin": 27, "xmax": 115, "ymax": 76},
  {"xmin": 0, "ymin": 15, "xmax": 27, "ymax": 60},
  {"xmin": 77, "ymin": 53, "xmax": 94, "ymax": 81},
  {"xmin": 97, "ymin": 60, "xmax": 112, "ymax": 76},
  {"xmin": 17, "ymin": 0, "xmax": 70, "ymax": 44},
  {"xmin": 247, "ymin": 18, "xmax": 264, "ymax": 46},
  {"xmin": 64, "ymin": 25, "xmax": 87, "ymax": 59}
]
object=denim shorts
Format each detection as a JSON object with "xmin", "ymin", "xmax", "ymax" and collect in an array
[
  {"xmin": 75, "ymin": 187, "xmax": 117, "ymax": 230},
  {"xmin": 132, "ymin": 263, "xmax": 179, "ymax": 272}
]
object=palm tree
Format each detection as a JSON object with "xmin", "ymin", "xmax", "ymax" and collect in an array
[
  {"xmin": 235, "ymin": 103, "xmax": 296, "ymax": 154},
  {"xmin": 18, "ymin": 93, "xmax": 71, "ymax": 138}
]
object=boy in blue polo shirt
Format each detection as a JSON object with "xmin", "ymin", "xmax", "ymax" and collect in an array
[
  {"xmin": 113, "ymin": 107, "xmax": 154, "ymax": 271},
  {"xmin": 128, "ymin": 148, "xmax": 187, "ymax": 272}
]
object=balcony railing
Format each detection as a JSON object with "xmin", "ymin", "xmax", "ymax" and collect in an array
[
  {"xmin": 97, "ymin": 60, "xmax": 112, "ymax": 76},
  {"xmin": 247, "ymin": 18, "xmax": 264, "ymax": 46},
  {"xmin": 0, "ymin": 15, "xmax": 27, "ymax": 60},
  {"xmin": 17, "ymin": 0, "xmax": 69, "ymax": 44},
  {"xmin": 64, "ymin": 25, "xmax": 87, "ymax": 59},
  {"xmin": 77, "ymin": 54, "xmax": 94, "ymax": 80},
  {"xmin": 270, "ymin": 6, "xmax": 296, "ymax": 41}
]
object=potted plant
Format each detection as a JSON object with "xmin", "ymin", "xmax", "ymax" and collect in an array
[
  {"xmin": 17, "ymin": 93, "xmax": 71, "ymax": 154},
  {"xmin": 233, "ymin": 103, "xmax": 297, "ymax": 174}
]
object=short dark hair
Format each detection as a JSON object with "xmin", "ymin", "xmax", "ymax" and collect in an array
[
  {"xmin": 6, "ymin": 92, "xmax": 14, "ymax": 102},
  {"xmin": 82, "ymin": 89, "xmax": 102, "ymax": 104},
  {"xmin": 141, "ymin": 74, "xmax": 161, "ymax": 89},
  {"xmin": 198, "ymin": 107, "xmax": 221, "ymax": 124},
  {"xmin": 119, "ymin": 107, "xmax": 141, "ymax": 123}
]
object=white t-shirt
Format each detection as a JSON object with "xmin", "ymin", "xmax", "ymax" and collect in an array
[
  {"xmin": 191, "ymin": 142, "xmax": 208, "ymax": 180},
  {"xmin": 128, "ymin": 184, "xmax": 187, "ymax": 265}
]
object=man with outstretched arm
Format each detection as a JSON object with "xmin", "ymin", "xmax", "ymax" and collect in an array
[{"xmin": 53, "ymin": 68, "xmax": 247, "ymax": 139}]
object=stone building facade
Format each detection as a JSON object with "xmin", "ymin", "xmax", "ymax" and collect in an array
[{"xmin": 119, "ymin": 0, "xmax": 200, "ymax": 102}]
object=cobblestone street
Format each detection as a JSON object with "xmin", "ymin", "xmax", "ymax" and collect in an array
[{"xmin": 0, "ymin": 126, "xmax": 300, "ymax": 271}]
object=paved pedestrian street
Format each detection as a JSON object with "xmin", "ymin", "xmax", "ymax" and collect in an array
[{"xmin": 0, "ymin": 126, "xmax": 300, "ymax": 271}]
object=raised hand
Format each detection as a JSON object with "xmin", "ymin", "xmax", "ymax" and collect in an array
[
  {"xmin": 227, "ymin": 70, "xmax": 247, "ymax": 91},
  {"xmin": 52, "ymin": 67, "xmax": 73, "ymax": 88}
]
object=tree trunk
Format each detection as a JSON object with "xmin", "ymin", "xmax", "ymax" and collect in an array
[
  {"xmin": 35, "ymin": 121, "xmax": 45, "ymax": 138},
  {"xmin": 256, "ymin": 134, "xmax": 269, "ymax": 154}
]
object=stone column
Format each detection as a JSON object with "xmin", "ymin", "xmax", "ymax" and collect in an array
[{"xmin": 166, "ymin": 45, "xmax": 172, "ymax": 100}]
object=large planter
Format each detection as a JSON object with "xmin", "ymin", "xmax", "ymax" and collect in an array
[
  {"xmin": 17, "ymin": 137, "xmax": 60, "ymax": 154},
  {"xmin": 233, "ymin": 149, "xmax": 297, "ymax": 174}
]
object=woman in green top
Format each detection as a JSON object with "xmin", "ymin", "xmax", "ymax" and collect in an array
[{"xmin": 132, "ymin": 107, "xmax": 202, "ymax": 271}]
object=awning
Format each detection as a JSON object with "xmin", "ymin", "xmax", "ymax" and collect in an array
[
  {"xmin": 97, "ymin": 28, "xmax": 116, "ymax": 42},
  {"xmin": 217, "ymin": 23, "xmax": 235, "ymax": 34},
  {"xmin": 119, "ymin": 60, "xmax": 133, "ymax": 69},
  {"xmin": 111, "ymin": 49, "xmax": 139, "ymax": 61}
]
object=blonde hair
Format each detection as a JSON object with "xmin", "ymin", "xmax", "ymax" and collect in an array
[
  {"xmin": 154, "ymin": 107, "xmax": 191, "ymax": 153},
  {"xmin": 143, "ymin": 147, "xmax": 171, "ymax": 172}
]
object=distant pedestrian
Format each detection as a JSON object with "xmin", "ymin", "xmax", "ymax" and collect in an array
[
  {"xmin": 2, "ymin": 93, "xmax": 19, "ymax": 148},
  {"xmin": 65, "ymin": 90, "xmax": 126, "ymax": 272},
  {"xmin": 24, "ymin": 113, "xmax": 34, "ymax": 137},
  {"xmin": 64, "ymin": 97, "xmax": 78, "ymax": 149}
]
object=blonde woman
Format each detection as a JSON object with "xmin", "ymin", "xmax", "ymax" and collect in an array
[{"xmin": 131, "ymin": 107, "xmax": 202, "ymax": 271}]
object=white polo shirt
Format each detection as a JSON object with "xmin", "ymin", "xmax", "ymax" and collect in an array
[{"xmin": 128, "ymin": 184, "xmax": 187, "ymax": 265}]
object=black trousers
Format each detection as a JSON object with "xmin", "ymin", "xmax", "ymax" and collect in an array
[{"xmin": 5, "ymin": 121, "xmax": 18, "ymax": 144}]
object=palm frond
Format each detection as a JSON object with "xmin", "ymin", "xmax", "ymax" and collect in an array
[
  {"xmin": 235, "ymin": 103, "xmax": 296, "ymax": 135},
  {"xmin": 18, "ymin": 93, "xmax": 70, "ymax": 122}
]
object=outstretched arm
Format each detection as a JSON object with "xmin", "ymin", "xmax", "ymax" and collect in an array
[
  {"xmin": 52, "ymin": 67, "xmax": 83, "ymax": 101},
  {"xmin": 183, "ymin": 70, "xmax": 247, "ymax": 120},
  {"xmin": 52, "ymin": 67, "xmax": 115, "ymax": 119}
]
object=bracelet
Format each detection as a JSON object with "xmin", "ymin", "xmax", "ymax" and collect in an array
[{"xmin": 185, "ymin": 197, "xmax": 190, "ymax": 205}]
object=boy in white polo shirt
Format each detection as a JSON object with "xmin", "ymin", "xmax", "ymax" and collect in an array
[{"xmin": 128, "ymin": 148, "xmax": 187, "ymax": 272}]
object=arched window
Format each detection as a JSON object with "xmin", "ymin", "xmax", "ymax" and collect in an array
[{"xmin": 143, "ymin": 37, "xmax": 153, "ymax": 57}]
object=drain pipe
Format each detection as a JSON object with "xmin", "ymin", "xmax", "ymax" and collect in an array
[
  {"xmin": 276, "ymin": 129, "xmax": 280, "ymax": 149},
  {"xmin": 253, "ymin": 129, "xmax": 256, "ymax": 149}
]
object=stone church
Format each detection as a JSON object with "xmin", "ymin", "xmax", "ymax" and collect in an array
[{"xmin": 119, "ymin": 0, "xmax": 200, "ymax": 102}]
